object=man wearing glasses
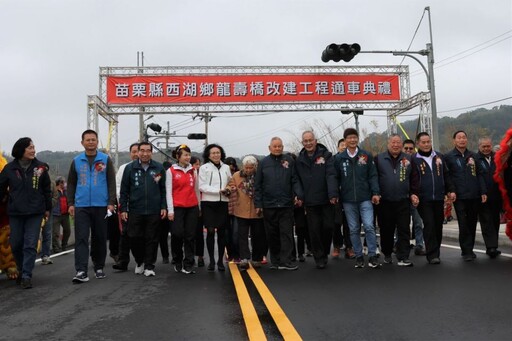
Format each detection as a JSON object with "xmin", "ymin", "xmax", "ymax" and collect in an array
[
  {"xmin": 120, "ymin": 142, "xmax": 167, "ymax": 277},
  {"xmin": 403, "ymin": 139, "xmax": 426, "ymax": 256}
]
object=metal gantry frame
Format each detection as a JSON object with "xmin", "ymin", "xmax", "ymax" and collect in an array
[
  {"xmin": 387, "ymin": 91, "xmax": 432, "ymax": 138},
  {"xmin": 86, "ymin": 65, "xmax": 434, "ymax": 167}
]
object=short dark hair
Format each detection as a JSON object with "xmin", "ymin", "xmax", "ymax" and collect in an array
[
  {"xmin": 190, "ymin": 156, "xmax": 200, "ymax": 165},
  {"xmin": 202, "ymin": 144, "xmax": 226, "ymax": 163},
  {"xmin": 403, "ymin": 139, "xmax": 414, "ymax": 145},
  {"xmin": 81, "ymin": 129, "xmax": 98, "ymax": 141},
  {"xmin": 11, "ymin": 137, "xmax": 32, "ymax": 159},
  {"xmin": 224, "ymin": 157, "xmax": 239, "ymax": 171},
  {"xmin": 416, "ymin": 132, "xmax": 430, "ymax": 142},
  {"xmin": 337, "ymin": 138, "xmax": 345, "ymax": 147},
  {"xmin": 55, "ymin": 176, "xmax": 65, "ymax": 186},
  {"xmin": 129, "ymin": 142, "xmax": 140, "ymax": 152},
  {"xmin": 452, "ymin": 130, "xmax": 467, "ymax": 139},
  {"xmin": 343, "ymin": 128, "xmax": 358, "ymax": 139},
  {"xmin": 172, "ymin": 144, "xmax": 191, "ymax": 160},
  {"xmin": 139, "ymin": 142, "xmax": 152, "ymax": 151}
]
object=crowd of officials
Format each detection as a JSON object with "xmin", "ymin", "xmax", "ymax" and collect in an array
[{"xmin": 1, "ymin": 127, "xmax": 511, "ymax": 289}]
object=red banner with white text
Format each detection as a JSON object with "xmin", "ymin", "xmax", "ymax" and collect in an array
[{"xmin": 106, "ymin": 74, "xmax": 400, "ymax": 105}]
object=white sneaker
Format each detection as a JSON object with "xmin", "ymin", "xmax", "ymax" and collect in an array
[
  {"xmin": 144, "ymin": 269, "xmax": 155, "ymax": 277},
  {"xmin": 41, "ymin": 255, "xmax": 53, "ymax": 265},
  {"xmin": 134, "ymin": 264, "xmax": 144, "ymax": 275}
]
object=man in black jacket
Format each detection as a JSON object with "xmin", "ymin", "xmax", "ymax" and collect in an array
[
  {"xmin": 476, "ymin": 137, "xmax": 502, "ymax": 258},
  {"xmin": 444, "ymin": 131, "xmax": 487, "ymax": 261},
  {"xmin": 375, "ymin": 134, "xmax": 413, "ymax": 266},
  {"xmin": 295, "ymin": 131, "xmax": 338, "ymax": 269},
  {"xmin": 254, "ymin": 137, "xmax": 303, "ymax": 271},
  {"xmin": 411, "ymin": 132, "xmax": 455, "ymax": 264}
]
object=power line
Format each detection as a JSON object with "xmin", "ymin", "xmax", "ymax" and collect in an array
[
  {"xmin": 399, "ymin": 8, "xmax": 427, "ymax": 66},
  {"xmin": 409, "ymin": 31, "xmax": 512, "ymax": 76},
  {"xmin": 438, "ymin": 96, "xmax": 512, "ymax": 114}
]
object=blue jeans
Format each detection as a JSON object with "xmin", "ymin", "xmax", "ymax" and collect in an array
[
  {"xmin": 41, "ymin": 215, "xmax": 53, "ymax": 257},
  {"xmin": 343, "ymin": 201, "xmax": 377, "ymax": 258},
  {"xmin": 9, "ymin": 214, "xmax": 44, "ymax": 279},
  {"xmin": 411, "ymin": 206, "xmax": 424, "ymax": 247}
]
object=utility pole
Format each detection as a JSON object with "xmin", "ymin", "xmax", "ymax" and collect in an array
[
  {"xmin": 193, "ymin": 113, "xmax": 213, "ymax": 147},
  {"xmin": 137, "ymin": 51, "xmax": 145, "ymax": 142},
  {"xmin": 425, "ymin": 6, "xmax": 439, "ymax": 149}
]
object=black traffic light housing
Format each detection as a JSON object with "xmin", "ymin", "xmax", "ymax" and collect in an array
[
  {"xmin": 187, "ymin": 133, "xmax": 207, "ymax": 140},
  {"xmin": 321, "ymin": 43, "xmax": 361, "ymax": 63}
]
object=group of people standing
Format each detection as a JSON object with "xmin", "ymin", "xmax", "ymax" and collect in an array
[{"xmin": 1, "ymin": 126, "xmax": 511, "ymax": 289}]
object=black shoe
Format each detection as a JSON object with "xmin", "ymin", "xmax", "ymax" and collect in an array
[
  {"xmin": 298, "ymin": 255, "xmax": 305, "ymax": 262},
  {"xmin": 486, "ymin": 248, "xmax": 495, "ymax": 257},
  {"xmin": 162, "ymin": 257, "xmax": 169, "ymax": 264},
  {"xmin": 217, "ymin": 262, "xmax": 225, "ymax": 272},
  {"xmin": 368, "ymin": 256, "xmax": 381, "ymax": 268},
  {"xmin": 316, "ymin": 263, "xmax": 326, "ymax": 270},
  {"xmin": 181, "ymin": 267, "xmax": 196, "ymax": 275},
  {"xmin": 462, "ymin": 254, "xmax": 474, "ymax": 262},
  {"xmin": 429, "ymin": 257, "xmax": 441, "ymax": 264},
  {"xmin": 414, "ymin": 246, "xmax": 426, "ymax": 256},
  {"xmin": 207, "ymin": 263, "xmax": 215, "ymax": 272},
  {"xmin": 278, "ymin": 263, "xmax": 298, "ymax": 271},
  {"xmin": 198, "ymin": 258, "xmax": 205, "ymax": 267},
  {"xmin": 174, "ymin": 264, "xmax": 183, "ymax": 273},
  {"xmin": 112, "ymin": 263, "xmax": 128, "ymax": 271},
  {"xmin": 20, "ymin": 278, "xmax": 32, "ymax": 289}
]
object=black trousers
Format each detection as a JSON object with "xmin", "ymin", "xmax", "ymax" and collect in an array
[
  {"xmin": 159, "ymin": 219, "xmax": 170, "ymax": 259},
  {"xmin": 478, "ymin": 200, "xmax": 501, "ymax": 249},
  {"xmin": 195, "ymin": 215, "xmax": 205, "ymax": 257},
  {"xmin": 237, "ymin": 217, "xmax": 266, "ymax": 261},
  {"xmin": 333, "ymin": 205, "xmax": 351, "ymax": 249},
  {"xmin": 202, "ymin": 201, "xmax": 229, "ymax": 264},
  {"xmin": 377, "ymin": 199, "xmax": 411, "ymax": 260},
  {"xmin": 117, "ymin": 219, "xmax": 131, "ymax": 266},
  {"xmin": 293, "ymin": 207, "xmax": 310, "ymax": 256},
  {"xmin": 263, "ymin": 207, "xmax": 294, "ymax": 266},
  {"xmin": 417, "ymin": 201, "xmax": 444, "ymax": 261},
  {"xmin": 74, "ymin": 207, "xmax": 108, "ymax": 272},
  {"xmin": 127, "ymin": 213, "xmax": 161, "ymax": 270},
  {"xmin": 171, "ymin": 206, "xmax": 199, "ymax": 268},
  {"xmin": 107, "ymin": 211, "xmax": 120, "ymax": 257},
  {"xmin": 454, "ymin": 198, "xmax": 480, "ymax": 256},
  {"xmin": 305, "ymin": 204, "xmax": 335, "ymax": 265}
]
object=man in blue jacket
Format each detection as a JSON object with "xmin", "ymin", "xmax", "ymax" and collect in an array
[
  {"xmin": 334, "ymin": 128, "xmax": 381, "ymax": 269},
  {"xmin": 410, "ymin": 132, "xmax": 455, "ymax": 264},
  {"xmin": 295, "ymin": 131, "xmax": 338, "ymax": 269},
  {"xmin": 254, "ymin": 137, "xmax": 303, "ymax": 271},
  {"xmin": 120, "ymin": 142, "xmax": 166, "ymax": 277},
  {"xmin": 444, "ymin": 130, "xmax": 487, "ymax": 261},
  {"xmin": 67, "ymin": 130, "xmax": 116, "ymax": 283},
  {"xmin": 476, "ymin": 137, "xmax": 501, "ymax": 258}
]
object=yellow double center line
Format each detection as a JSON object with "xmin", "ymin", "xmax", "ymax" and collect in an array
[{"xmin": 229, "ymin": 262, "xmax": 302, "ymax": 341}]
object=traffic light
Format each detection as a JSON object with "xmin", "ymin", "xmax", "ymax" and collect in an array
[
  {"xmin": 187, "ymin": 133, "xmax": 207, "ymax": 140},
  {"xmin": 321, "ymin": 43, "xmax": 361, "ymax": 62}
]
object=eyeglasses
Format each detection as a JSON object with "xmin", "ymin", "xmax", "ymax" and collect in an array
[{"xmin": 403, "ymin": 147, "xmax": 414, "ymax": 151}]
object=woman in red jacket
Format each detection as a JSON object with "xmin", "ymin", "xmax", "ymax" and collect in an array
[{"xmin": 166, "ymin": 145, "xmax": 200, "ymax": 274}]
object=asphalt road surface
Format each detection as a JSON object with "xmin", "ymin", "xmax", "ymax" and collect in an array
[{"xmin": 1, "ymin": 237, "xmax": 512, "ymax": 341}]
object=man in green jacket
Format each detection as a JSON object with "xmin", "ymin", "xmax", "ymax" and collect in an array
[
  {"xmin": 120, "ymin": 142, "xmax": 166, "ymax": 277},
  {"xmin": 334, "ymin": 128, "xmax": 381, "ymax": 269}
]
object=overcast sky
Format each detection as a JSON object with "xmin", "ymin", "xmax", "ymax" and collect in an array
[{"xmin": 1, "ymin": 0, "xmax": 511, "ymax": 159}]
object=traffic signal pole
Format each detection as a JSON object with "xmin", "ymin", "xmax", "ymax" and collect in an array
[{"xmin": 359, "ymin": 46, "xmax": 439, "ymax": 148}]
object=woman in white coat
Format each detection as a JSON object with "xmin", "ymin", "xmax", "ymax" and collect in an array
[{"xmin": 198, "ymin": 144, "xmax": 232, "ymax": 271}]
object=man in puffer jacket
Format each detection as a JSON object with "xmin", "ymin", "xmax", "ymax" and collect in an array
[{"xmin": 295, "ymin": 131, "xmax": 338, "ymax": 269}]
